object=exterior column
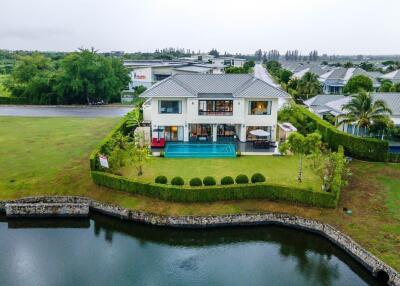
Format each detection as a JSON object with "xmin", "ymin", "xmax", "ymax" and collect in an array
[
  {"xmin": 212, "ymin": 124, "xmax": 217, "ymax": 142},
  {"xmin": 239, "ymin": 125, "xmax": 246, "ymax": 142},
  {"xmin": 184, "ymin": 124, "xmax": 189, "ymax": 142}
]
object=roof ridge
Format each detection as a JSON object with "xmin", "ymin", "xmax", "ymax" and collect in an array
[
  {"xmin": 231, "ymin": 75, "xmax": 254, "ymax": 96},
  {"xmin": 171, "ymin": 74, "xmax": 198, "ymax": 96}
]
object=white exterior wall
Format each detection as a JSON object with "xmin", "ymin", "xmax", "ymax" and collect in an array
[
  {"xmin": 147, "ymin": 97, "xmax": 279, "ymax": 142},
  {"xmin": 129, "ymin": 67, "xmax": 153, "ymax": 88}
]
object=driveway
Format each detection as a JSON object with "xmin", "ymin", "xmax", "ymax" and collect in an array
[
  {"xmin": 254, "ymin": 64, "xmax": 281, "ymax": 88},
  {"xmin": 0, "ymin": 106, "xmax": 133, "ymax": 117}
]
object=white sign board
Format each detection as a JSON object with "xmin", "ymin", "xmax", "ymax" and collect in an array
[{"xmin": 99, "ymin": 155, "xmax": 109, "ymax": 168}]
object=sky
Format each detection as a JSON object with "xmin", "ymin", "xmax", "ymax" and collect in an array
[{"xmin": 0, "ymin": 0, "xmax": 399, "ymax": 55}]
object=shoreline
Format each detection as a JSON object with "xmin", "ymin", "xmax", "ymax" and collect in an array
[{"xmin": 1, "ymin": 195, "xmax": 399, "ymax": 286}]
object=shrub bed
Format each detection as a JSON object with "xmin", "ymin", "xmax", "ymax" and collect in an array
[
  {"xmin": 235, "ymin": 174, "xmax": 249, "ymax": 184},
  {"xmin": 251, "ymin": 173, "xmax": 266, "ymax": 183},
  {"xmin": 221, "ymin": 176, "xmax": 234, "ymax": 185},
  {"xmin": 91, "ymin": 171, "xmax": 338, "ymax": 208},
  {"xmin": 190, "ymin": 177, "xmax": 202, "ymax": 187},
  {"xmin": 203, "ymin": 176, "xmax": 216, "ymax": 186},
  {"xmin": 155, "ymin": 175, "xmax": 167, "ymax": 184},
  {"xmin": 297, "ymin": 107, "xmax": 389, "ymax": 162},
  {"xmin": 0, "ymin": 96, "xmax": 28, "ymax": 105},
  {"xmin": 171, "ymin": 176, "xmax": 184, "ymax": 186}
]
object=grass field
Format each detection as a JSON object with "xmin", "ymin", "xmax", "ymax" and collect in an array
[
  {"xmin": 122, "ymin": 156, "xmax": 322, "ymax": 191},
  {"xmin": 0, "ymin": 116, "xmax": 399, "ymax": 271}
]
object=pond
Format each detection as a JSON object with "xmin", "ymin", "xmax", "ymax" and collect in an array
[{"xmin": 0, "ymin": 213, "xmax": 384, "ymax": 286}]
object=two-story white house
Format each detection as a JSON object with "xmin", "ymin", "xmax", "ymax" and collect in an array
[{"xmin": 140, "ymin": 74, "xmax": 290, "ymax": 144}]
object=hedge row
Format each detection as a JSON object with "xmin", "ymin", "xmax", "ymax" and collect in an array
[
  {"xmin": 89, "ymin": 116, "xmax": 130, "ymax": 170},
  {"xmin": 0, "ymin": 96, "xmax": 28, "ymax": 105},
  {"xmin": 91, "ymin": 171, "xmax": 338, "ymax": 208},
  {"xmin": 298, "ymin": 106, "xmax": 389, "ymax": 161}
]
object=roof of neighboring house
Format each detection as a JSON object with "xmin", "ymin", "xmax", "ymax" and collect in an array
[
  {"xmin": 292, "ymin": 65, "xmax": 328, "ymax": 79},
  {"xmin": 174, "ymin": 66, "xmax": 213, "ymax": 73},
  {"xmin": 304, "ymin": 93, "xmax": 400, "ymax": 117},
  {"xmin": 140, "ymin": 74, "xmax": 290, "ymax": 98},
  {"xmin": 319, "ymin": 67, "xmax": 380, "ymax": 86},
  {"xmin": 380, "ymin": 69, "xmax": 400, "ymax": 82}
]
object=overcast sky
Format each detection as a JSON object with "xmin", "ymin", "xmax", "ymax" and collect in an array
[{"xmin": 0, "ymin": 0, "xmax": 399, "ymax": 55}]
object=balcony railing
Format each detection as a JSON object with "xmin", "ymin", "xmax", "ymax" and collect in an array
[{"xmin": 198, "ymin": 111, "xmax": 233, "ymax": 116}]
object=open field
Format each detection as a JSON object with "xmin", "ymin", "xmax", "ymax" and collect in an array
[
  {"xmin": 0, "ymin": 116, "xmax": 399, "ymax": 271},
  {"xmin": 122, "ymin": 156, "xmax": 322, "ymax": 191}
]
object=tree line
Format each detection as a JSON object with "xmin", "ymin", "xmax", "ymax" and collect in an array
[{"xmin": 3, "ymin": 48, "xmax": 131, "ymax": 104}]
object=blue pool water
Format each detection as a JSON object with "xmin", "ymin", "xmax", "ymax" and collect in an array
[
  {"xmin": 389, "ymin": 146, "xmax": 400, "ymax": 154},
  {"xmin": 164, "ymin": 143, "xmax": 236, "ymax": 158}
]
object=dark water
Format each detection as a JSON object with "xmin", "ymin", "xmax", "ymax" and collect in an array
[{"xmin": 0, "ymin": 214, "xmax": 384, "ymax": 286}]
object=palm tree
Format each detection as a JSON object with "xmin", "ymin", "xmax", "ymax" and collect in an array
[
  {"xmin": 338, "ymin": 91, "xmax": 392, "ymax": 137},
  {"xmin": 297, "ymin": 72, "xmax": 322, "ymax": 99}
]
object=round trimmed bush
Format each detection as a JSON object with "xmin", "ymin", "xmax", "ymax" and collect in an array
[
  {"xmin": 171, "ymin": 176, "xmax": 184, "ymax": 186},
  {"xmin": 203, "ymin": 176, "xmax": 216, "ymax": 186},
  {"xmin": 251, "ymin": 173, "xmax": 266, "ymax": 183},
  {"xmin": 155, "ymin": 175, "xmax": 167, "ymax": 184},
  {"xmin": 221, "ymin": 176, "xmax": 234, "ymax": 185},
  {"xmin": 190, "ymin": 177, "xmax": 202, "ymax": 187},
  {"xmin": 235, "ymin": 174, "xmax": 249, "ymax": 184}
]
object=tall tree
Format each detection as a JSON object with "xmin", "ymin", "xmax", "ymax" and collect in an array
[
  {"xmin": 296, "ymin": 72, "xmax": 322, "ymax": 99},
  {"xmin": 343, "ymin": 75, "xmax": 373, "ymax": 94},
  {"xmin": 338, "ymin": 91, "xmax": 392, "ymax": 136}
]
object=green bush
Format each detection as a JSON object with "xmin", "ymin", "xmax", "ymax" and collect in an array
[
  {"xmin": 91, "ymin": 171, "xmax": 339, "ymax": 208},
  {"xmin": 251, "ymin": 173, "xmax": 266, "ymax": 183},
  {"xmin": 155, "ymin": 175, "xmax": 167, "ymax": 184},
  {"xmin": 289, "ymin": 106, "xmax": 389, "ymax": 162},
  {"xmin": 221, "ymin": 176, "xmax": 234, "ymax": 185},
  {"xmin": 203, "ymin": 176, "xmax": 216, "ymax": 186},
  {"xmin": 0, "ymin": 96, "xmax": 28, "ymax": 105},
  {"xmin": 190, "ymin": 177, "xmax": 202, "ymax": 187},
  {"xmin": 235, "ymin": 174, "xmax": 249, "ymax": 184},
  {"xmin": 171, "ymin": 176, "xmax": 184, "ymax": 186}
]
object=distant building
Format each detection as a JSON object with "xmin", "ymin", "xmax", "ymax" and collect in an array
[
  {"xmin": 380, "ymin": 69, "xmax": 400, "ymax": 84},
  {"xmin": 319, "ymin": 67, "xmax": 380, "ymax": 94},
  {"xmin": 211, "ymin": 57, "xmax": 246, "ymax": 68}
]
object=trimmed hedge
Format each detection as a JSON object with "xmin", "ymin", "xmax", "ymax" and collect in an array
[
  {"xmin": 171, "ymin": 176, "xmax": 184, "ymax": 186},
  {"xmin": 235, "ymin": 174, "xmax": 249, "ymax": 184},
  {"xmin": 91, "ymin": 171, "xmax": 338, "ymax": 208},
  {"xmin": 0, "ymin": 96, "xmax": 28, "ymax": 105},
  {"xmin": 221, "ymin": 176, "xmax": 234, "ymax": 185},
  {"xmin": 89, "ymin": 116, "xmax": 131, "ymax": 171},
  {"xmin": 155, "ymin": 175, "xmax": 167, "ymax": 184},
  {"xmin": 203, "ymin": 176, "xmax": 216, "ymax": 186},
  {"xmin": 190, "ymin": 177, "xmax": 203, "ymax": 187},
  {"xmin": 298, "ymin": 106, "xmax": 389, "ymax": 162},
  {"xmin": 251, "ymin": 173, "xmax": 266, "ymax": 183}
]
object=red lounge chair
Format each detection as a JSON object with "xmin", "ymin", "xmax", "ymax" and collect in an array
[{"xmin": 151, "ymin": 138, "xmax": 165, "ymax": 148}]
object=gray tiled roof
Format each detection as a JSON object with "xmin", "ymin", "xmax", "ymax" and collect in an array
[
  {"xmin": 140, "ymin": 74, "xmax": 290, "ymax": 98},
  {"xmin": 174, "ymin": 66, "xmax": 212, "ymax": 73},
  {"xmin": 380, "ymin": 69, "xmax": 400, "ymax": 83}
]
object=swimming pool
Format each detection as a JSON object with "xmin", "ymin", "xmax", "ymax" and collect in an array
[
  {"xmin": 164, "ymin": 143, "xmax": 236, "ymax": 158},
  {"xmin": 389, "ymin": 146, "xmax": 400, "ymax": 154}
]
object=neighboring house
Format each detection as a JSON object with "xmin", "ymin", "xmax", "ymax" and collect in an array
[
  {"xmin": 319, "ymin": 67, "xmax": 380, "ymax": 94},
  {"xmin": 211, "ymin": 57, "xmax": 246, "ymax": 67},
  {"xmin": 304, "ymin": 93, "xmax": 400, "ymax": 134},
  {"xmin": 291, "ymin": 65, "xmax": 330, "ymax": 79},
  {"xmin": 140, "ymin": 74, "xmax": 290, "ymax": 143},
  {"xmin": 124, "ymin": 60, "xmax": 228, "ymax": 89},
  {"xmin": 380, "ymin": 69, "xmax": 400, "ymax": 84}
]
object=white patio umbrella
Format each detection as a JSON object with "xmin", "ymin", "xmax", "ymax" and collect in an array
[{"xmin": 249, "ymin": 129, "xmax": 271, "ymax": 137}]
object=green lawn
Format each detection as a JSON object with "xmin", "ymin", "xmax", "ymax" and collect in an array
[
  {"xmin": 0, "ymin": 116, "xmax": 120, "ymax": 199},
  {"xmin": 0, "ymin": 116, "xmax": 399, "ymax": 271},
  {"xmin": 122, "ymin": 156, "xmax": 322, "ymax": 191}
]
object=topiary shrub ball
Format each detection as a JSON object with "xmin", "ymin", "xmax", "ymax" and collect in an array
[
  {"xmin": 220, "ymin": 176, "xmax": 234, "ymax": 185},
  {"xmin": 189, "ymin": 177, "xmax": 203, "ymax": 187},
  {"xmin": 171, "ymin": 176, "xmax": 184, "ymax": 186},
  {"xmin": 155, "ymin": 175, "xmax": 168, "ymax": 184},
  {"xmin": 203, "ymin": 176, "xmax": 216, "ymax": 186},
  {"xmin": 251, "ymin": 173, "xmax": 266, "ymax": 183},
  {"xmin": 235, "ymin": 174, "xmax": 249, "ymax": 184}
]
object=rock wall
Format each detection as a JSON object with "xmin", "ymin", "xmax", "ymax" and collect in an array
[
  {"xmin": 0, "ymin": 196, "xmax": 399, "ymax": 286},
  {"xmin": 5, "ymin": 203, "xmax": 89, "ymax": 217}
]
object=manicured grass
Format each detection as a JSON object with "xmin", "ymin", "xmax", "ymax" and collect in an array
[
  {"xmin": 122, "ymin": 156, "xmax": 322, "ymax": 191},
  {"xmin": 0, "ymin": 116, "xmax": 399, "ymax": 271}
]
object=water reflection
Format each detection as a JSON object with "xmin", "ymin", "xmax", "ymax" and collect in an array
[{"xmin": 0, "ymin": 213, "xmax": 384, "ymax": 286}]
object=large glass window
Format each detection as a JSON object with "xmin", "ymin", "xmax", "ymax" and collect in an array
[
  {"xmin": 248, "ymin": 101, "xmax": 271, "ymax": 115},
  {"xmin": 158, "ymin": 100, "xmax": 181, "ymax": 114},
  {"xmin": 198, "ymin": 100, "xmax": 233, "ymax": 116}
]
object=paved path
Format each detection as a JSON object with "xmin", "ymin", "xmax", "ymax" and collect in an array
[
  {"xmin": 0, "ymin": 106, "xmax": 132, "ymax": 117},
  {"xmin": 254, "ymin": 64, "xmax": 281, "ymax": 88}
]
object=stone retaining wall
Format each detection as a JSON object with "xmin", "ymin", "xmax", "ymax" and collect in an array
[
  {"xmin": 0, "ymin": 196, "xmax": 399, "ymax": 286},
  {"xmin": 5, "ymin": 203, "xmax": 89, "ymax": 217}
]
